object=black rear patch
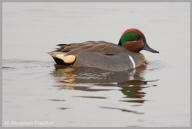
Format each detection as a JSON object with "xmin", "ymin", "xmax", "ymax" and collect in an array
[
  {"xmin": 53, "ymin": 57, "xmax": 75, "ymax": 66},
  {"xmin": 53, "ymin": 58, "xmax": 65, "ymax": 65}
]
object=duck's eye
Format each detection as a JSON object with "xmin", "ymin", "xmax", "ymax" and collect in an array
[{"xmin": 134, "ymin": 35, "xmax": 140, "ymax": 40}]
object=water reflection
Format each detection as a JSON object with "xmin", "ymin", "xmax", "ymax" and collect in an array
[
  {"xmin": 58, "ymin": 107, "xmax": 70, "ymax": 110},
  {"xmin": 56, "ymin": 85, "xmax": 113, "ymax": 92},
  {"xmin": 49, "ymin": 99, "xmax": 65, "ymax": 102},
  {"xmin": 100, "ymin": 106, "xmax": 144, "ymax": 114},
  {"xmin": 72, "ymin": 96, "xmax": 107, "ymax": 99},
  {"xmin": 51, "ymin": 64, "xmax": 159, "ymax": 112},
  {"xmin": 52, "ymin": 64, "xmax": 146, "ymax": 83}
]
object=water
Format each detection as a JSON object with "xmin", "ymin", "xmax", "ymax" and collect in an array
[{"xmin": 2, "ymin": 2, "xmax": 190, "ymax": 127}]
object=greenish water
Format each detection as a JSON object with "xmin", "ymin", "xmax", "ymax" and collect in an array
[{"xmin": 2, "ymin": 2, "xmax": 190, "ymax": 127}]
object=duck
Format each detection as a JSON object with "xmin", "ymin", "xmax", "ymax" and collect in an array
[{"xmin": 49, "ymin": 28, "xmax": 159, "ymax": 71}]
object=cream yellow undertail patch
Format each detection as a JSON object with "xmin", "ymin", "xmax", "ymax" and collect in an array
[
  {"xmin": 55, "ymin": 53, "xmax": 76, "ymax": 64},
  {"xmin": 63, "ymin": 55, "xmax": 76, "ymax": 64}
]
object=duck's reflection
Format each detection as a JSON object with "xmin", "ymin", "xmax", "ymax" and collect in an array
[
  {"xmin": 51, "ymin": 65, "xmax": 159, "ymax": 113},
  {"xmin": 52, "ymin": 64, "xmax": 145, "ymax": 83},
  {"xmin": 51, "ymin": 64, "xmax": 158, "ymax": 102}
]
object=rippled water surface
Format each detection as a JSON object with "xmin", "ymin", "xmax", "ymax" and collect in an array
[{"xmin": 2, "ymin": 2, "xmax": 190, "ymax": 127}]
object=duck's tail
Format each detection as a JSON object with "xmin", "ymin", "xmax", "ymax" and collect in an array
[{"xmin": 48, "ymin": 51, "xmax": 76, "ymax": 65}]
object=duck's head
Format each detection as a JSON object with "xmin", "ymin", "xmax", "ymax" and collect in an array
[{"xmin": 118, "ymin": 28, "xmax": 159, "ymax": 53}]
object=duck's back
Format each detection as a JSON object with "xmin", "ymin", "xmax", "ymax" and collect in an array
[{"xmin": 55, "ymin": 41, "xmax": 124, "ymax": 55}]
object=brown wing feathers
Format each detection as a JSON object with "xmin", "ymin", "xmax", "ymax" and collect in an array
[{"xmin": 49, "ymin": 41, "xmax": 123, "ymax": 65}]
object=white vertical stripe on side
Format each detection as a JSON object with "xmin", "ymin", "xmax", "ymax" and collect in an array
[{"xmin": 128, "ymin": 55, "xmax": 136, "ymax": 68}]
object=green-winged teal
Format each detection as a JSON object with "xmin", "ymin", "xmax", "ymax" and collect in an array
[{"xmin": 49, "ymin": 28, "xmax": 159, "ymax": 71}]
